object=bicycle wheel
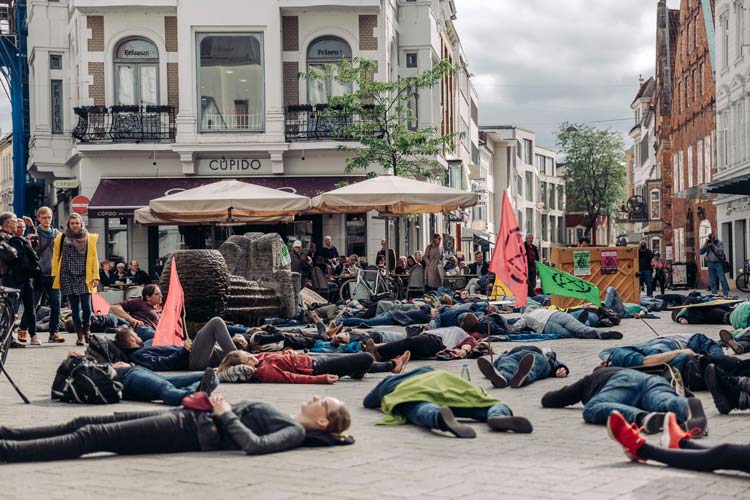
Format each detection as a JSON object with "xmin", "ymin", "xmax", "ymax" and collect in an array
[
  {"xmin": 339, "ymin": 279, "xmax": 356, "ymax": 301},
  {"xmin": 736, "ymin": 273, "xmax": 750, "ymax": 293}
]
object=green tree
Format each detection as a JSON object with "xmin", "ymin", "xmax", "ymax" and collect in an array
[
  {"xmin": 557, "ymin": 123, "xmax": 626, "ymax": 237},
  {"xmin": 304, "ymin": 58, "xmax": 461, "ymax": 178}
]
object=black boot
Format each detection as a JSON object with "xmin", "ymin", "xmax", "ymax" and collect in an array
[{"xmin": 704, "ymin": 364, "xmax": 740, "ymax": 415}]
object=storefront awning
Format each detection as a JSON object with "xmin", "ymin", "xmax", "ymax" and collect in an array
[
  {"xmin": 88, "ymin": 176, "xmax": 361, "ymax": 218},
  {"xmin": 705, "ymin": 175, "xmax": 750, "ymax": 195}
]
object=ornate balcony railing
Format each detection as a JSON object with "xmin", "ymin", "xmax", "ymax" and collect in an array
[
  {"xmin": 72, "ymin": 105, "xmax": 176, "ymax": 143},
  {"xmin": 284, "ymin": 104, "xmax": 378, "ymax": 142}
]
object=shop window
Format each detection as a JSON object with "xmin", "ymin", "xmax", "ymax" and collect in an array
[
  {"xmin": 107, "ymin": 218, "xmax": 129, "ymax": 261},
  {"xmin": 114, "ymin": 37, "xmax": 159, "ymax": 105},
  {"xmin": 198, "ymin": 33, "xmax": 264, "ymax": 131},
  {"xmin": 345, "ymin": 214, "xmax": 366, "ymax": 258},
  {"xmin": 306, "ymin": 36, "xmax": 352, "ymax": 105}
]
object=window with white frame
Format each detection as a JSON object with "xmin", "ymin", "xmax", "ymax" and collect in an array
[
  {"xmin": 693, "ymin": 70, "xmax": 698, "ymax": 102},
  {"xmin": 306, "ymin": 36, "xmax": 352, "ymax": 105},
  {"xmin": 677, "ymin": 82, "xmax": 682, "ymax": 112},
  {"xmin": 198, "ymin": 33, "xmax": 264, "ymax": 132},
  {"xmin": 697, "ymin": 140, "xmax": 703, "ymax": 185},
  {"xmin": 686, "ymin": 77, "xmax": 690, "ymax": 108},
  {"xmin": 699, "ymin": 220, "xmax": 712, "ymax": 269},
  {"xmin": 704, "ymin": 134, "xmax": 712, "ymax": 182},
  {"xmin": 687, "ymin": 21, "xmax": 692, "ymax": 54},
  {"xmin": 672, "ymin": 153, "xmax": 679, "ymax": 193},
  {"xmin": 687, "ymin": 145, "xmax": 693, "ymax": 188},
  {"xmin": 650, "ymin": 188, "xmax": 661, "ymax": 220},
  {"xmin": 674, "ymin": 228, "xmax": 685, "ymax": 262},
  {"xmin": 737, "ymin": 1, "xmax": 745, "ymax": 60},
  {"xmin": 114, "ymin": 38, "xmax": 159, "ymax": 106}
]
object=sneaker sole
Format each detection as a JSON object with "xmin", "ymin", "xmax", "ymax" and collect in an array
[
  {"xmin": 476, "ymin": 357, "xmax": 507, "ymax": 388},
  {"xmin": 640, "ymin": 413, "xmax": 663, "ymax": 434},
  {"xmin": 487, "ymin": 416, "xmax": 533, "ymax": 433},
  {"xmin": 719, "ymin": 329, "xmax": 744, "ymax": 355},
  {"xmin": 510, "ymin": 354, "xmax": 534, "ymax": 388},
  {"xmin": 438, "ymin": 407, "xmax": 476, "ymax": 438},
  {"xmin": 685, "ymin": 397, "xmax": 708, "ymax": 437}
]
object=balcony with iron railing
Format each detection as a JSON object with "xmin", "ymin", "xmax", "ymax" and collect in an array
[
  {"xmin": 284, "ymin": 104, "xmax": 379, "ymax": 142},
  {"xmin": 72, "ymin": 105, "xmax": 176, "ymax": 143}
]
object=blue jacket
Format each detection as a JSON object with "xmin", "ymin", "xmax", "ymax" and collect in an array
[{"xmin": 124, "ymin": 346, "xmax": 190, "ymax": 371}]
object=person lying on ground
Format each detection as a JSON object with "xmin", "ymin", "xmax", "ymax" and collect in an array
[
  {"xmin": 337, "ymin": 304, "xmax": 433, "ymax": 328},
  {"xmin": 114, "ymin": 317, "xmax": 241, "ymax": 376},
  {"xmin": 0, "ymin": 394, "xmax": 352, "ymax": 462},
  {"xmin": 703, "ymin": 362, "xmax": 750, "ymax": 414},
  {"xmin": 601, "ymin": 286, "xmax": 647, "ymax": 319},
  {"xmin": 216, "ymin": 349, "xmax": 411, "ymax": 384},
  {"xmin": 53, "ymin": 351, "xmax": 219, "ymax": 406},
  {"xmin": 430, "ymin": 302, "xmax": 494, "ymax": 329},
  {"xmin": 64, "ymin": 313, "xmax": 129, "ymax": 335},
  {"xmin": 541, "ymin": 367, "xmax": 707, "ymax": 435},
  {"xmin": 364, "ymin": 324, "xmax": 472, "ymax": 361},
  {"xmin": 607, "ymin": 410, "xmax": 750, "ymax": 474},
  {"xmin": 476, "ymin": 346, "xmax": 569, "ymax": 389},
  {"xmin": 512, "ymin": 305, "xmax": 623, "ymax": 340},
  {"xmin": 599, "ymin": 333, "xmax": 727, "ymax": 370},
  {"xmin": 362, "ymin": 366, "xmax": 533, "ymax": 438},
  {"xmin": 671, "ymin": 299, "xmax": 733, "ymax": 325}
]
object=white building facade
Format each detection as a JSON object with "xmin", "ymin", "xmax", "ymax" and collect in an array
[
  {"xmin": 0, "ymin": 134, "xmax": 12, "ymax": 212},
  {"xmin": 26, "ymin": 0, "xmax": 479, "ymax": 272},
  {"xmin": 714, "ymin": 0, "xmax": 750, "ymax": 273}
]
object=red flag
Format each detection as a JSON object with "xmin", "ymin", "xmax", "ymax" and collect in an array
[
  {"xmin": 91, "ymin": 293, "xmax": 110, "ymax": 315},
  {"xmin": 153, "ymin": 258, "xmax": 186, "ymax": 346},
  {"xmin": 488, "ymin": 192, "xmax": 528, "ymax": 306}
]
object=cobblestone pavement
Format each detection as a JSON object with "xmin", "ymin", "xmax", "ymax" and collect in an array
[{"xmin": 1, "ymin": 304, "xmax": 749, "ymax": 499}]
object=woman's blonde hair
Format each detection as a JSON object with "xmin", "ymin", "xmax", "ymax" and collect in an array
[{"xmin": 217, "ymin": 350, "xmax": 248, "ymax": 372}]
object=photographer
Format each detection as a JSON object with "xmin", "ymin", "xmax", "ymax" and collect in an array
[
  {"xmin": 0, "ymin": 212, "xmax": 29, "ymax": 348},
  {"xmin": 700, "ymin": 233, "xmax": 730, "ymax": 297}
]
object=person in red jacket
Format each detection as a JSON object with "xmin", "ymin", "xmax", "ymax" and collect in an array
[{"xmin": 216, "ymin": 349, "xmax": 411, "ymax": 384}]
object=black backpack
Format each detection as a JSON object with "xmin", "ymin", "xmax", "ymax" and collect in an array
[
  {"xmin": 8, "ymin": 236, "xmax": 40, "ymax": 280},
  {"xmin": 51, "ymin": 356, "xmax": 123, "ymax": 404},
  {"xmin": 86, "ymin": 334, "xmax": 128, "ymax": 364}
]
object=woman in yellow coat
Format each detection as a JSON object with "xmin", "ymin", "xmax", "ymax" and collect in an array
[{"xmin": 52, "ymin": 213, "xmax": 100, "ymax": 345}]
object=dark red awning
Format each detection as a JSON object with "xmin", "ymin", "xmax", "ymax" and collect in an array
[{"xmin": 88, "ymin": 176, "xmax": 362, "ymax": 218}]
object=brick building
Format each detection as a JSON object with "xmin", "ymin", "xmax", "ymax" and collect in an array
[{"xmin": 669, "ymin": 0, "xmax": 717, "ymax": 288}]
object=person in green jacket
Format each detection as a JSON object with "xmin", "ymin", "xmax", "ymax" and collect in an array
[{"xmin": 362, "ymin": 367, "xmax": 532, "ymax": 438}]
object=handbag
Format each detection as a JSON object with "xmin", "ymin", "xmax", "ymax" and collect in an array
[{"xmin": 722, "ymin": 260, "xmax": 731, "ymax": 274}]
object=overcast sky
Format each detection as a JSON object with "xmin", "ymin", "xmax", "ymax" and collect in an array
[{"xmin": 455, "ymin": 0, "xmax": 681, "ymax": 149}]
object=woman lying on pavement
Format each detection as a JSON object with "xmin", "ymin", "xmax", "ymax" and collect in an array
[
  {"xmin": 541, "ymin": 367, "xmax": 707, "ymax": 435},
  {"xmin": 512, "ymin": 305, "xmax": 623, "ymax": 340},
  {"xmin": 0, "ymin": 394, "xmax": 352, "ymax": 462},
  {"xmin": 215, "ymin": 349, "xmax": 411, "ymax": 384},
  {"xmin": 363, "ymin": 323, "xmax": 474, "ymax": 361},
  {"xmin": 363, "ymin": 366, "xmax": 533, "ymax": 438},
  {"xmin": 477, "ymin": 346, "xmax": 569, "ymax": 389},
  {"xmin": 607, "ymin": 410, "xmax": 750, "ymax": 473}
]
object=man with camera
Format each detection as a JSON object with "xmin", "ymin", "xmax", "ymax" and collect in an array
[
  {"xmin": 0, "ymin": 212, "xmax": 36, "ymax": 348},
  {"xmin": 700, "ymin": 233, "xmax": 730, "ymax": 297}
]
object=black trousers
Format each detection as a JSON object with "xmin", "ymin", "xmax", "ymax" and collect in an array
[
  {"xmin": 0, "ymin": 410, "xmax": 201, "ymax": 462},
  {"xmin": 313, "ymin": 352, "xmax": 392, "ymax": 379},
  {"xmin": 527, "ymin": 265, "xmax": 537, "ymax": 296},
  {"xmin": 376, "ymin": 334, "xmax": 444, "ymax": 361},
  {"xmin": 639, "ymin": 440, "xmax": 750, "ymax": 473}
]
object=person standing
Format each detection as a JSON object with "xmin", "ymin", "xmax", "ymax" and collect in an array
[
  {"xmin": 52, "ymin": 213, "xmax": 100, "ymax": 346},
  {"xmin": 26, "ymin": 207, "xmax": 64, "ymax": 343},
  {"xmin": 290, "ymin": 240, "xmax": 312, "ymax": 289},
  {"xmin": 319, "ymin": 235, "xmax": 339, "ymax": 263},
  {"xmin": 377, "ymin": 239, "xmax": 397, "ymax": 272},
  {"xmin": 638, "ymin": 241, "xmax": 654, "ymax": 297},
  {"xmin": 700, "ymin": 233, "xmax": 730, "ymax": 297},
  {"xmin": 423, "ymin": 234, "xmax": 444, "ymax": 290},
  {"xmin": 524, "ymin": 234, "xmax": 539, "ymax": 297},
  {"xmin": 651, "ymin": 252, "xmax": 666, "ymax": 296}
]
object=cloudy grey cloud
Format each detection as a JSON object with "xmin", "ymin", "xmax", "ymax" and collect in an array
[{"xmin": 455, "ymin": 0, "xmax": 681, "ymax": 149}]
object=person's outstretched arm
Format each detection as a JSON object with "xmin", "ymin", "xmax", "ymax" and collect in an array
[{"xmin": 541, "ymin": 378, "xmax": 586, "ymax": 408}]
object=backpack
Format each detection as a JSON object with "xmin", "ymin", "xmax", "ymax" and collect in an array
[
  {"xmin": 86, "ymin": 334, "xmax": 128, "ymax": 364},
  {"xmin": 51, "ymin": 356, "xmax": 123, "ymax": 404},
  {"xmin": 8, "ymin": 236, "xmax": 40, "ymax": 280}
]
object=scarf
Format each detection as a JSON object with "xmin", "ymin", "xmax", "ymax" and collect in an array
[{"xmin": 64, "ymin": 228, "xmax": 89, "ymax": 255}]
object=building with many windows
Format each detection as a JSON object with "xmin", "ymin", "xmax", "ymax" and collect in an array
[
  {"xmin": 480, "ymin": 126, "xmax": 565, "ymax": 261},
  {"xmin": 25, "ymin": 0, "xmax": 480, "ymax": 272},
  {"xmin": 713, "ymin": 0, "xmax": 750, "ymax": 278},
  {"xmin": 0, "ymin": 134, "xmax": 11, "ymax": 212}
]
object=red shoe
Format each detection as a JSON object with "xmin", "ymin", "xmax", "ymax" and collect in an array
[
  {"xmin": 607, "ymin": 410, "xmax": 647, "ymax": 462},
  {"xmin": 660, "ymin": 412, "xmax": 700, "ymax": 449}
]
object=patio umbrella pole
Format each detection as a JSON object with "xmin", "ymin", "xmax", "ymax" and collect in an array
[{"xmin": 384, "ymin": 214, "xmax": 391, "ymax": 273}]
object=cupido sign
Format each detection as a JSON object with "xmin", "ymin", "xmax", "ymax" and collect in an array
[{"xmin": 197, "ymin": 158, "xmax": 270, "ymax": 175}]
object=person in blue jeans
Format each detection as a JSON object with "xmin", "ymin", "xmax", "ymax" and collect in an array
[
  {"xmin": 700, "ymin": 233, "xmax": 730, "ymax": 296},
  {"xmin": 477, "ymin": 346, "xmax": 569, "ymax": 388},
  {"xmin": 599, "ymin": 334, "xmax": 726, "ymax": 371},
  {"xmin": 338, "ymin": 305, "xmax": 432, "ymax": 328},
  {"xmin": 512, "ymin": 306, "xmax": 622, "ymax": 340},
  {"xmin": 602, "ymin": 286, "xmax": 647, "ymax": 319},
  {"xmin": 363, "ymin": 366, "xmax": 532, "ymax": 438},
  {"xmin": 541, "ymin": 367, "xmax": 707, "ymax": 435}
]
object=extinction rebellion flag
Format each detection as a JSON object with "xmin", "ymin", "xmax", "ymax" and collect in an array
[{"xmin": 535, "ymin": 261, "xmax": 601, "ymax": 306}]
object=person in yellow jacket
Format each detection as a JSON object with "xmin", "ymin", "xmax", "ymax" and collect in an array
[{"xmin": 52, "ymin": 213, "xmax": 99, "ymax": 345}]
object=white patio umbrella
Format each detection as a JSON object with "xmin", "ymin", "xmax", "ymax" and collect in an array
[
  {"xmin": 148, "ymin": 180, "xmax": 311, "ymax": 220},
  {"xmin": 134, "ymin": 206, "xmax": 293, "ymax": 226},
  {"xmin": 309, "ymin": 175, "xmax": 479, "ymax": 269}
]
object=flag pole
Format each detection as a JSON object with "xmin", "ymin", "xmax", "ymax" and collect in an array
[{"xmin": 640, "ymin": 317, "xmax": 659, "ymax": 337}]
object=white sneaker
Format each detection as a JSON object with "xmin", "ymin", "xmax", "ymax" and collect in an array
[{"xmin": 217, "ymin": 365, "xmax": 254, "ymax": 383}]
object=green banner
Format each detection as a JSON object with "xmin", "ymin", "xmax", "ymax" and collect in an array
[{"xmin": 536, "ymin": 262, "xmax": 601, "ymax": 306}]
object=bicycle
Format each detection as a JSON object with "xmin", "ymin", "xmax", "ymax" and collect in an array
[
  {"xmin": 736, "ymin": 260, "xmax": 750, "ymax": 293},
  {"xmin": 339, "ymin": 268, "xmax": 396, "ymax": 302}
]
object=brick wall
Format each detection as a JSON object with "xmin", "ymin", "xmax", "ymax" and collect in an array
[
  {"xmin": 283, "ymin": 62, "xmax": 299, "ymax": 107},
  {"xmin": 164, "ymin": 16, "xmax": 178, "ymax": 52},
  {"xmin": 167, "ymin": 62, "xmax": 179, "ymax": 109},
  {"xmin": 359, "ymin": 15, "xmax": 378, "ymax": 50},
  {"xmin": 87, "ymin": 16, "xmax": 104, "ymax": 52},
  {"xmin": 88, "ymin": 62, "xmax": 105, "ymax": 106},
  {"xmin": 282, "ymin": 16, "xmax": 299, "ymax": 52}
]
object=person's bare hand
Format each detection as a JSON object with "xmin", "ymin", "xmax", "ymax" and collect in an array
[
  {"xmin": 184, "ymin": 337, "xmax": 193, "ymax": 351},
  {"xmin": 113, "ymin": 361, "xmax": 130, "ymax": 369},
  {"xmin": 22, "ymin": 216, "xmax": 33, "ymax": 227},
  {"xmin": 130, "ymin": 319, "xmax": 144, "ymax": 328},
  {"xmin": 556, "ymin": 367, "xmax": 568, "ymax": 378},
  {"xmin": 67, "ymin": 350, "xmax": 84, "ymax": 358},
  {"xmin": 210, "ymin": 394, "xmax": 232, "ymax": 416},
  {"xmin": 325, "ymin": 374, "xmax": 339, "ymax": 384}
]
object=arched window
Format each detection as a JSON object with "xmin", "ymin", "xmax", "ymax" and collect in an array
[
  {"xmin": 114, "ymin": 38, "xmax": 159, "ymax": 105},
  {"xmin": 306, "ymin": 36, "xmax": 352, "ymax": 105},
  {"xmin": 650, "ymin": 188, "xmax": 661, "ymax": 220}
]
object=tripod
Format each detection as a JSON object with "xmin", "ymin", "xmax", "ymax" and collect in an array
[{"xmin": 0, "ymin": 287, "xmax": 30, "ymax": 404}]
